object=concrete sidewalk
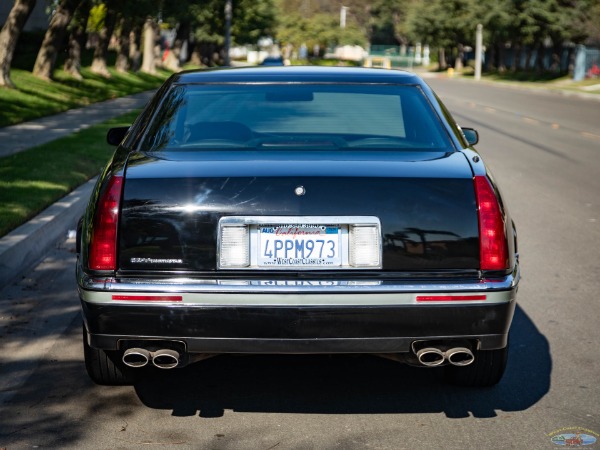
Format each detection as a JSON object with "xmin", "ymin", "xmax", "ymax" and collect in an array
[
  {"xmin": 0, "ymin": 91, "xmax": 154, "ymax": 287},
  {"xmin": 0, "ymin": 90, "xmax": 154, "ymax": 158}
]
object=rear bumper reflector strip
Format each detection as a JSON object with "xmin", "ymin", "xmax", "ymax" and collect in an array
[
  {"xmin": 416, "ymin": 295, "xmax": 486, "ymax": 302},
  {"xmin": 112, "ymin": 295, "xmax": 183, "ymax": 302}
]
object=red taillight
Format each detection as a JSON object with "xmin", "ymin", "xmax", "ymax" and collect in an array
[
  {"xmin": 112, "ymin": 295, "xmax": 183, "ymax": 302},
  {"xmin": 474, "ymin": 175, "xmax": 508, "ymax": 271},
  {"xmin": 89, "ymin": 176, "xmax": 123, "ymax": 270},
  {"xmin": 416, "ymin": 295, "xmax": 487, "ymax": 302}
]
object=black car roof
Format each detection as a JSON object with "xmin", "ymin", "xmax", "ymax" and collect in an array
[{"xmin": 171, "ymin": 66, "xmax": 425, "ymax": 85}]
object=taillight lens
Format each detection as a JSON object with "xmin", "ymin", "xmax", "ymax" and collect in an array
[
  {"xmin": 474, "ymin": 175, "xmax": 508, "ymax": 271},
  {"xmin": 349, "ymin": 225, "xmax": 381, "ymax": 267},
  {"xmin": 219, "ymin": 225, "xmax": 250, "ymax": 268},
  {"xmin": 89, "ymin": 176, "xmax": 123, "ymax": 270}
]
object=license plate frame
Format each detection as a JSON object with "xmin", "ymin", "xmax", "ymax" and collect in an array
[
  {"xmin": 218, "ymin": 216, "xmax": 381, "ymax": 270},
  {"xmin": 257, "ymin": 224, "xmax": 342, "ymax": 268}
]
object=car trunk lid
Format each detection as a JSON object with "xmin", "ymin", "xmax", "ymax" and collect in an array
[{"xmin": 117, "ymin": 150, "xmax": 479, "ymax": 273}]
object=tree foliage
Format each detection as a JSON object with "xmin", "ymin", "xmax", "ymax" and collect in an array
[
  {"xmin": 2, "ymin": 0, "xmax": 599, "ymax": 82},
  {"xmin": 275, "ymin": 0, "xmax": 368, "ymax": 52},
  {"xmin": 2, "ymin": 0, "xmax": 277, "ymax": 82},
  {"xmin": 274, "ymin": 0, "xmax": 598, "ymax": 72},
  {"xmin": 402, "ymin": 0, "xmax": 597, "ymax": 72}
]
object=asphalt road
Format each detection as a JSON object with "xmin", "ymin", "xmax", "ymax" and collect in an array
[{"xmin": 1, "ymin": 78, "xmax": 599, "ymax": 449}]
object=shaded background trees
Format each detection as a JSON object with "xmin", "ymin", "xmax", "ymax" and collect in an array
[
  {"xmin": 276, "ymin": 0, "xmax": 598, "ymax": 73},
  {"xmin": 0, "ymin": 0, "xmax": 277, "ymax": 86},
  {"xmin": 401, "ymin": 0, "xmax": 598, "ymax": 73},
  {"xmin": 1, "ymin": 0, "xmax": 599, "ymax": 87}
]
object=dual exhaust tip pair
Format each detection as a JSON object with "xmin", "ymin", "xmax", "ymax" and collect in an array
[
  {"xmin": 124, "ymin": 344, "xmax": 475, "ymax": 370},
  {"xmin": 415, "ymin": 346, "xmax": 475, "ymax": 367},
  {"xmin": 122, "ymin": 348, "xmax": 180, "ymax": 369}
]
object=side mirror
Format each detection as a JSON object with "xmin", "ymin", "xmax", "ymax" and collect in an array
[
  {"xmin": 462, "ymin": 127, "xmax": 479, "ymax": 146},
  {"xmin": 106, "ymin": 126, "xmax": 130, "ymax": 146}
]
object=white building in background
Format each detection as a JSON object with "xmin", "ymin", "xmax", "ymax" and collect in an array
[
  {"xmin": 0, "ymin": 1, "xmax": 49, "ymax": 31},
  {"xmin": 330, "ymin": 45, "xmax": 368, "ymax": 62}
]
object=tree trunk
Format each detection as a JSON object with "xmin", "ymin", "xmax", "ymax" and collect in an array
[
  {"xmin": 91, "ymin": 2, "xmax": 117, "ymax": 77},
  {"xmin": 454, "ymin": 44, "xmax": 464, "ymax": 71},
  {"xmin": 524, "ymin": 46, "xmax": 534, "ymax": 71},
  {"xmin": 198, "ymin": 43, "xmax": 223, "ymax": 67},
  {"xmin": 32, "ymin": 0, "xmax": 82, "ymax": 80},
  {"xmin": 190, "ymin": 42, "xmax": 202, "ymax": 66},
  {"xmin": 511, "ymin": 42, "xmax": 522, "ymax": 72},
  {"xmin": 129, "ymin": 27, "xmax": 141, "ymax": 72},
  {"xmin": 141, "ymin": 19, "xmax": 156, "ymax": 74},
  {"xmin": 115, "ymin": 17, "xmax": 130, "ymax": 73},
  {"xmin": 550, "ymin": 41, "xmax": 562, "ymax": 73},
  {"xmin": 488, "ymin": 43, "xmax": 496, "ymax": 71},
  {"xmin": 567, "ymin": 46, "xmax": 576, "ymax": 77},
  {"xmin": 497, "ymin": 42, "xmax": 506, "ymax": 73},
  {"xmin": 535, "ymin": 43, "xmax": 545, "ymax": 74},
  {"xmin": 0, "ymin": 0, "xmax": 37, "ymax": 88},
  {"xmin": 171, "ymin": 21, "xmax": 190, "ymax": 67},
  {"xmin": 64, "ymin": 0, "xmax": 91, "ymax": 79},
  {"xmin": 438, "ymin": 47, "xmax": 447, "ymax": 71}
]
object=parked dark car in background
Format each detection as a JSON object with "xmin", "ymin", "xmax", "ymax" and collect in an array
[
  {"xmin": 77, "ymin": 67, "xmax": 519, "ymax": 387},
  {"xmin": 259, "ymin": 55, "xmax": 285, "ymax": 66}
]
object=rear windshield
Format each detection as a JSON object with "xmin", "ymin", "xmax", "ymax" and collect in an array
[{"xmin": 141, "ymin": 84, "xmax": 453, "ymax": 152}]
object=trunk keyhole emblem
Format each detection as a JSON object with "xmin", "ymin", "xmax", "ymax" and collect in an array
[{"xmin": 294, "ymin": 186, "xmax": 306, "ymax": 196}]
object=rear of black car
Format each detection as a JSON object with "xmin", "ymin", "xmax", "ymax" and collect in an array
[{"xmin": 77, "ymin": 67, "xmax": 519, "ymax": 387}]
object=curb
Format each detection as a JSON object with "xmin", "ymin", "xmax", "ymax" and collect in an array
[
  {"xmin": 0, "ymin": 90, "xmax": 156, "ymax": 287},
  {"xmin": 0, "ymin": 178, "xmax": 96, "ymax": 287}
]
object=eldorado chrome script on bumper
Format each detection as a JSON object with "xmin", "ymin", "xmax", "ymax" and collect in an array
[{"xmin": 78, "ymin": 269, "xmax": 519, "ymax": 307}]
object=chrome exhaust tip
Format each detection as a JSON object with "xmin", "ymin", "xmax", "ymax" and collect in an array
[
  {"xmin": 416, "ymin": 347, "xmax": 446, "ymax": 367},
  {"xmin": 446, "ymin": 347, "xmax": 475, "ymax": 366},
  {"xmin": 152, "ymin": 349, "xmax": 180, "ymax": 369},
  {"xmin": 122, "ymin": 348, "xmax": 151, "ymax": 368}
]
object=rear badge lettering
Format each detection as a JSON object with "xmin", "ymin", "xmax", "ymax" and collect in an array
[{"xmin": 130, "ymin": 258, "xmax": 183, "ymax": 264}]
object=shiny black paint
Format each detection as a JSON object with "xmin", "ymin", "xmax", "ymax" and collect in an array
[{"xmin": 118, "ymin": 151, "xmax": 479, "ymax": 272}]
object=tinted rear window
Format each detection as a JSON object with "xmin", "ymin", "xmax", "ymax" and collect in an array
[{"xmin": 142, "ymin": 84, "xmax": 453, "ymax": 152}]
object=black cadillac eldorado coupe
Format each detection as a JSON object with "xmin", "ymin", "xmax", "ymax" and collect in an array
[{"xmin": 76, "ymin": 66, "xmax": 519, "ymax": 387}]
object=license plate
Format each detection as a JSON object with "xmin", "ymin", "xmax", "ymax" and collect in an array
[{"xmin": 257, "ymin": 225, "xmax": 341, "ymax": 267}]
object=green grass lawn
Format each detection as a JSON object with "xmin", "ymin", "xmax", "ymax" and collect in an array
[
  {"xmin": 0, "ymin": 67, "xmax": 171, "ymax": 127},
  {"xmin": 0, "ymin": 110, "xmax": 139, "ymax": 237},
  {"xmin": 1, "ymin": 36, "xmax": 172, "ymax": 127},
  {"xmin": 0, "ymin": 43, "xmax": 175, "ymax": 236}
]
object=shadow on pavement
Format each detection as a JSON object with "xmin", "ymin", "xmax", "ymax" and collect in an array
[
  {"xmin": 134, "ymin": 305, "xmax": 551, "ymax": 419},
  {"xmin": 0, "ymin": 304, "xmax": 550, "ymax": 447},
  {"xmin": 0, "ymin": 317, "xmax": 138, "ymax": 447}
]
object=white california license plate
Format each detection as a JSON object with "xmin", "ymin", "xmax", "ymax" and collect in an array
[{"xmin": 257, "ymin": 225, "xmax": 342, "ymax": 267}]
